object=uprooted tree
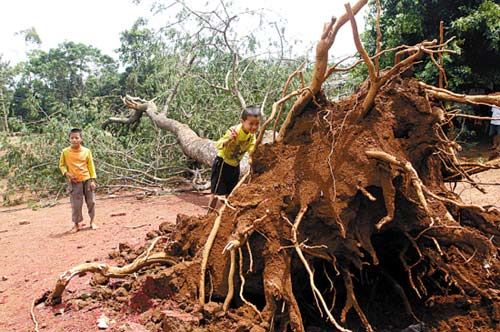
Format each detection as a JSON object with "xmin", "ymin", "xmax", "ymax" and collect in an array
[{"xmin": 43, "ymin": 0, "xmax": 500, "ymax": 331}]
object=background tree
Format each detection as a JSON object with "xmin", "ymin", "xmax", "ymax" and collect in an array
[{"xmin": 361, "ymin": 0, "xmax": 500, "ymax": 92}]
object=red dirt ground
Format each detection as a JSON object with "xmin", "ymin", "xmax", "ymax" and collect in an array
[
  {"xmin": 0, "ymin": 170, "xmax": 497, "ymax": 332},
  {"xmin": 0, "ymin": 192, "xmax": 207, "ymax": 332}
]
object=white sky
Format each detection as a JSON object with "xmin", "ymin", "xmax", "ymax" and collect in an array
[{"xmin": 0, "ymin": 0, "xmax": 367, "ymax": 64}]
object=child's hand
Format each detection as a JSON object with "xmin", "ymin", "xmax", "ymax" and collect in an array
[
  {"xmin": 90, "ymin": 181, "xmax": 97, "ymax": 191},
  {"xmin": 65, "ymin": 172, "xmax": 77, "ymax": 182},
  {"xmin": 229, "ymin": 128, "xmax": 238, "ymax": 140}
]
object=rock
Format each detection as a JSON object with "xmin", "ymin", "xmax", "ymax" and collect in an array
[
  {"xmin": 202, "ymin": 301, "xmax": 222, "ymax": 319},
  {"xmin": 19, "ymin": 220, "xmax": 30, "ymax": 225},
  {"xmin": 146, "ymin": 230, "xmax": 159, "ymax": 239},
  {"xmin": 97, "ymin": 314, "xmax": 110, "ymax": 329},
  {"xmin": 91, "ymin": 273, "xmax": 109, "ymax": 286},
  {"xmin": 114, "ymin": 287, "xmax": 128, "ymax": 298},
  {"xmin": 159, "ymin": 222, "xmax": 173, "ymax": 234},
  {"xmin": 1, "ymin": 276, "xmax": 7, "ymax": 281},
  {"xmin": 118, "ymin": 243, "xmax": 132, "ymax": 253}
]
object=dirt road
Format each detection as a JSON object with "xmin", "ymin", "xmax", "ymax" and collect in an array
[{"xmin": 0, "ymin": 192, "xmax": 207, "ymax": 331}]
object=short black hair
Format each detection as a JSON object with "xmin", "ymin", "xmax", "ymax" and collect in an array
[
  {"xmin": 69, "ymin": 128, "xmax": 83, "ymax": 138},
  {"xmin": 241, "ymin": 106, "xmax": 261, "ymax": 120}
]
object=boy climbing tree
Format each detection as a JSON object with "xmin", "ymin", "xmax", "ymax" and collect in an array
[{"xmin": 208, "ymin": 106, "xmax": 260, "ymax": 213}]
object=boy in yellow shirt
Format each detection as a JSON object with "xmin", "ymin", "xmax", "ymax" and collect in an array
[
  {"xmin": 208, "ymin": 107, "xmax": 260, "ymax": 212},
  {"xmin": 59, "ymin": 128, "xmax": 97, "ymax": 232}
]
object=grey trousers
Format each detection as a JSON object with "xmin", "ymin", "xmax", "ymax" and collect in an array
[{"xmin": 69, "ymin": 180, "xmax": 95, "ymax": 224}]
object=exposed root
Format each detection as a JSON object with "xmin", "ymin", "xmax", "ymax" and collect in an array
[
  {"xmin": 376, "ymin": 169, "xmax": 396, "ymax": 229},
  {"xmin": 419, "ymin": 82, "xmax": 500, "ymax": 107},
  {"xmin": 222, "ymin": 249, "xmax": 236, "ymax": 311},
  {"xmin": 290, "ymin": 206, "xmax": 351, "ymax": 332},
  {"xmin": 199, "ymin": 204, "xmax": 227, "ymax": 305},
  {"xmin": 246, "ymin": 241, "xmax": 254, "ymax": 273},
  {"xmin": 237, "ymin": 248, "xmax": 262, "ymax": 318},
  {"xmin": 340, "ymin": 269, "xmax": 373, "ymax": 332},
  {"xmin": 47, "ymin": 237, "xmax": 174, "ymax": 304},
  {"xmin": 31, "ymin": 297, "xmax": 40, "ymax": 332},
  {"xmin": 357, "ymin": 185, "xmax": 376, "ymax": 201},
  {"xmin": 366, "ymin": 150, "xmax": 433, "ymax": 225}
]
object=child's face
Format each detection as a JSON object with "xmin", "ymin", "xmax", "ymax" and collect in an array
[
  {"xmin": 69, "ymin": 132, "xmax": 82, "ymax": 147},
  {"xmin": 241, "ymin": 115, "xmax": 260, "ymax": 134}
]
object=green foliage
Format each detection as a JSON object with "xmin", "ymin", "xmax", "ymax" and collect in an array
[
  {"xmin": 16, "ymin": 27, "xmax": 42, "ymax": 46},
  {"xmin": 0, "ymin": 1, "xmax": 301, "ymax": 205},
  {"xmin": 359, "ymin": 0, "xmax": 500, "ymax": 92}
]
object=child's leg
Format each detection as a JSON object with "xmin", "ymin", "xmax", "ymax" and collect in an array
[
  {"xmin": 208, "ymin": 157, "xmax": 225, "ymax": 215},
  {"xmin": 83, "ymin": 180, "xmax": 97, "ymax": 229},
  {"xmin": 69, "ymin": 182, "xmax": 84, "ymax": 231}
]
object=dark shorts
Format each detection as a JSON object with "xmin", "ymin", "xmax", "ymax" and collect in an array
[
  {"xmin": 210, "ymin": 156, "xmax": 240, "ymax": 196},
  {"xmin": 489, "ymin": 124, "xmax": 500, "ymax": 136}
]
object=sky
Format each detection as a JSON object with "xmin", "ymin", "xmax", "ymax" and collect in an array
[{"xmin": 0, "ymin": 0, "xmax": 367, "ymax": 64}]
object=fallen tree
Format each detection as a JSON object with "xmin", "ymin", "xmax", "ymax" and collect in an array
[{"xmin": 44, "ymin": 1, "xmax": 500, "ymax": 331}]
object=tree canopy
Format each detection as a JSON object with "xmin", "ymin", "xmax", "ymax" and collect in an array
[{"xmin": 362, "ymin": 0, "xmax": 500, "ymax": 92}]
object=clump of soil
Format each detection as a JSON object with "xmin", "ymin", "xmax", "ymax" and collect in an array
[{"xmin": 50, "ymin": 77, "xmax": 499, "ymax": 331}]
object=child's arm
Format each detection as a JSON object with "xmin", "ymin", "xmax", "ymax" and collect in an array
[
  {"xmin": 59, "ymin": 151, "xmax": 76, "ymax": 182},
  {"xmin": 58, "ymin": 151, "xmax": 68, "ymax": 176},
  {"xmin": 215, "ymin": 127, "xmax": 238, "ymax": 149},
  {"xmin": 87, "ymin": 150, "xmax": 97, "ymax": 190},
  {"xmin": 87, "ymin": 150, "xmax": 97, "ymax": 179}
]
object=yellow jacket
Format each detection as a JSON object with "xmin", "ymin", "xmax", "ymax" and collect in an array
[
  {"xmin": 59, "ymin": 146, "xmax": 96, "ymax": 182},
  {"xmin": 215, "ymin": 124, "xmax": 256, "ymax": 167}
]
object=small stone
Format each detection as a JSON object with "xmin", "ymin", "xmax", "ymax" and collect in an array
[
  {"xmin": 159, "ymin": 222, "xmax": 172, "ymax": 234},
  {"xmin": 19, "ymin": 220, "xmax": 30, "ymax": 225},
  {"xmin": 91, "ymin": 273, "xmax": 109, "ymax": 286},
  {"xmin": 97, "ymin": 314, "xmax": 110, "ymax": 329},
  {"xmin": 146, "ymin": 231, "xmax": 158, "ymax": 239},
  {"xmin": 1, "ymin": 276, "xmax": 7, "ymax": 281},
  {"xmin": 118, "ymin": 243, "xmax": 132, "ymax": 253},
  {"xmin": 114, "ymin": 287, "xmax": 128, "ymax": 298},
  {"xmin": 202, "ymin": 301, "xmax": 222, "ymax": 317}
]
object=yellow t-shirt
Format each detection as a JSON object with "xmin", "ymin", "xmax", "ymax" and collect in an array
[
  {"xmin": 59, "ymin": 146, "xmax": 96, "ymax": 182},
  {"xmin": 215, "ymin": 124, "xmax": 256, "ymax": 167}
]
